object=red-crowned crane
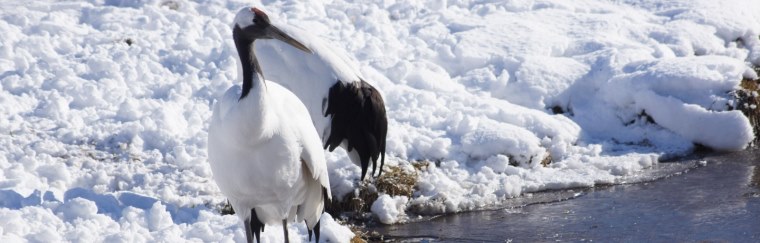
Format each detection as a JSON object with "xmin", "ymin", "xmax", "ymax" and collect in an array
[
  {"xmin": 243, "ymin": 7, "xmax": 388, "ymax": 180},
  {"xmin": 207, "ymin": 7, "xmax": 331, "ymax": 243}
]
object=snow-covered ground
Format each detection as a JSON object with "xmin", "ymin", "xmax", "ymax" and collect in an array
[{"xmin": 1, "ymin": 0, "xmax": 759, "ymax": 241}]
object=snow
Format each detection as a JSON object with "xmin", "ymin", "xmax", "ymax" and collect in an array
[
  {"xmin": 370, "ymin": 194, "xmax": 409, "ymax": 224},
  {"xmin": 1, "ymin": 0, "xmax": 759, "ymax": 240}
]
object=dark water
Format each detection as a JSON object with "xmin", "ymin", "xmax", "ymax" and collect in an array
[{"xmin": 374, "ymin": 150, "xmax": 760, "ymax": 242}]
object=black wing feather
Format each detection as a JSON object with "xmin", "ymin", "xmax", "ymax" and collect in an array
[{"xmin": 324, "ymin": 80, "xmax": 388, "ymax": 180}]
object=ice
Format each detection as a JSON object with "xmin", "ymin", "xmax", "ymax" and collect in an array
[{"xmin": 1, "ymin": 0, "xmax": 759, "ymax": 238}]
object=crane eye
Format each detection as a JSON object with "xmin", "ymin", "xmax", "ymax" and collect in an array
[{"xmin": 253, "ymin": 18, "xmax": 258, "ymax": 24}]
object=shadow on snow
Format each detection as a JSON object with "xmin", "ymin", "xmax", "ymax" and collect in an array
[{"xmin": 0, "ymin": 188, "xmax": 206, "ymax": 224}]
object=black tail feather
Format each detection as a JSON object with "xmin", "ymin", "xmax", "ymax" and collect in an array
[
  {"xmin": 323, "ymin": 187, "xmax": 331, "ymax": 205},
  {"xmin": 377, "ymin": 150, "xmax": 385, "ymax": 177},
  {"xmin": 324, "ymin": 80, "xmax": 388, "ymax": 180}
]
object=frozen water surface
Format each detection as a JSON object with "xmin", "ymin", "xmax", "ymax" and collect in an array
[{"xmin": 374, "ymin": 150, "xmax": 760, "ymax": 242}]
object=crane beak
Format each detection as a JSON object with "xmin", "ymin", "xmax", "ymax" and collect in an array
[{"xmin": 268, "ymin": 26, "xmax": 312, "ymax": 54}]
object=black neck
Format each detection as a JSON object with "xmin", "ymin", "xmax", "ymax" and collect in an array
[{"xmin": 233, "ymin": 26, "xmax": 259, "ymax": 100}]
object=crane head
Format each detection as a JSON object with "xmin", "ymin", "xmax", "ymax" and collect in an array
[{"xmin": 233, "ymin": 7, "xmax": 312, "ymax": 54}]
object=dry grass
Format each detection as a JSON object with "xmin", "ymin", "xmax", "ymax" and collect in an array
[
  {"xmin": 328, "ymin": 163, "xmax": 420, "ymax": 216},
  {"xmin": 160, "ymin": 0, "xmax": 180, "ymax": 10},
  {"xmin": 326, "ymin": 162, "xmax": 425, "ymax": 242},
  {"xmin": 375, "ymin": 165, "xmax": 417, "ymax": 198},
  {"xmin": 540, "ymin": 150, "xmax": 553, "ymax": 167},
  {"xmin": 347, "ymin": 224, "xmax": 384, "ymax": 243},
  {"xmin": 731, "ymin": 75, "xmax": 760, "ymax": 146},
  {"xmin": 219, "ymin": 200, "xmax": 235, "ymax": 215},
  {"xmin": 350, "ymin": 227, "xmax": 366, "ymax": 243}
]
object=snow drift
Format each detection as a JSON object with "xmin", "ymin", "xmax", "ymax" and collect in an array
[{"xmin": 1, "ymin": 0, "xmax": 759, "ymax": 240}]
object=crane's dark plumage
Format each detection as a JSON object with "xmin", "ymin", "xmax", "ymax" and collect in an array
[
  {"xmin": 324, "ymin": 80, "xmax": 388, "ymax": 180},
  {"xmin": 242, "ymin": 7, "xmax": 388, "ymax": 181}
]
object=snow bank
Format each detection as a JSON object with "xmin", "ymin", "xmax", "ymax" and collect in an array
[
  {"xmin": 371, "ymin": 194, "xmax": 409, "ymax": 224},
  {"xmin": 0, "ymin": 0, "xmax": 758, "ymax": 237}
]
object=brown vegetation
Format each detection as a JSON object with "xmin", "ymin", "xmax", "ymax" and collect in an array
[
  {"xmin": 328, "ymin": 163, "xmax": 420, "ymax": 216},
  {"xmin": 731, "ymin": 69, "xmax": 760, "ymax": 146}
]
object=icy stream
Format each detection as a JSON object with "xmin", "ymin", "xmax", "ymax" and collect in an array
[{"xmin": 374, "ymin": 150, "xmax": 760, "ymax": 242}]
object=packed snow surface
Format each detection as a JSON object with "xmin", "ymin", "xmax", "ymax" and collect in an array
[{"xmin": 1, "ymin": 0, "xmax": 759, "ymax": 241}]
